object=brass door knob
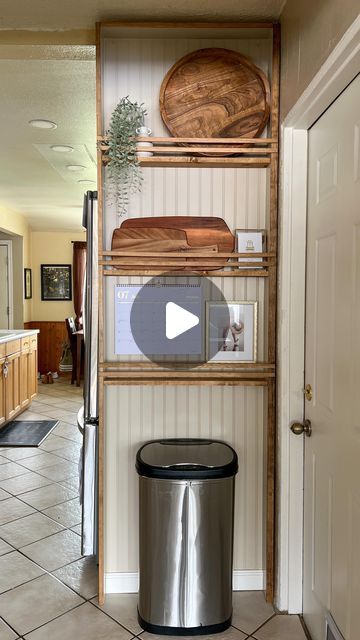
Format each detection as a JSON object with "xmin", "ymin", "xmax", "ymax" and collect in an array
[{"xmin": 290, "ymin": 419, "xmax": 312, "ymax": 437}]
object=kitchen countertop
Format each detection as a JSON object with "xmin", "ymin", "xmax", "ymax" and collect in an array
[{"xmin": 0, "ymin": 329, "xmax": 39, "ymax": 344}]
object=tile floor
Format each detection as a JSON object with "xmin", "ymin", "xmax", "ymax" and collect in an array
[{"xmin": 0, "ymin": 379, "xmax": 310, "ymax": 639}]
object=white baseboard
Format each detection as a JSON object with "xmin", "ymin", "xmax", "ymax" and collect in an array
[{"xmin": 105, "ymin": 570, "xmax": 265, "ymax": 594}]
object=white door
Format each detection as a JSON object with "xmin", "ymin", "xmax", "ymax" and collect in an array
[
  {"xmin": 303, "ymin": 74, "xmax": 360, "ymax": 640},
  {"xmin": 0, "ymin": 244, "xmax": 10, "ymax": 328}
]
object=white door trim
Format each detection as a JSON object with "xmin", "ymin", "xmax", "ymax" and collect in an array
[
  {"xmin": 277, "ymin": 14, "xmax": 360, "ymax": 613},
  {"xmin": 0, "ymin": 240, "xmax": 14, "ymax": 329}
]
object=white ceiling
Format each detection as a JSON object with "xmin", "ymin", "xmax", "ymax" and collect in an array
[
  {"xmin": 0, "ymin": 0, "xmax": 284, "ymax": 30},
  {"xmin": 0, "ymin": 46, "xmax": 96, "ymax": 231}
]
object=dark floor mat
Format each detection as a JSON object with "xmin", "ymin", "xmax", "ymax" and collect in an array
[{"xmin": 0, "ymin": 420, "xmax": 58, "ymax": 447}]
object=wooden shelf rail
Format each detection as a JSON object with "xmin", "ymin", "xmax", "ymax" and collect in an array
[
  {"xmin": 100, "ymin": 251, "xmax": 275, "ymax": 277},
  {"xmin": 99, "ymin": 135, "xmax": 277, "ymax": 168}
]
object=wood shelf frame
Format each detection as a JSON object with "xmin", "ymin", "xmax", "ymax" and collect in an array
[
  {"xmin": 96, "ymin": 20, "xmax": 280, "ymax": 606},
  {"xmin": 100, "ymin": 136, "xmax": 276, "ymax": 168}
]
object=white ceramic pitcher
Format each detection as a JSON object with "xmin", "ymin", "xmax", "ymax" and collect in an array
[{"xmin": 136, "ymin": 126, "xmax": 153, "ymax": 157}]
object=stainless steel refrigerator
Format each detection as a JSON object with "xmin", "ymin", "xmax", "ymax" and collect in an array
[{"xmin": 77, "ymin": 190, "xmax": 98, "ymax": 557}]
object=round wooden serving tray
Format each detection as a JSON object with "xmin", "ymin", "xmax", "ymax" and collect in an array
[{"xmin": 159, "ymin": 48, "xmax": 270, "ymax": 145}]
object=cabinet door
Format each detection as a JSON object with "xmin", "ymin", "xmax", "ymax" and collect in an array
[
  {"xmin": 0, "ymin": 358, "xmax": 6, "ymax": 426},
  {"xmin": 20, "ymin": 350, "xmax": 30, "ymax": 409},
  {"xmin": 5, "ymin": 351, "xmax": 21, "ymax": 421},
  {"xmin": 28, "ymin": 338, "xmax": 38, "ymax": 401}
]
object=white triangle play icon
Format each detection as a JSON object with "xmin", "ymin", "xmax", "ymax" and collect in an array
[{"xmin": 166, "ymin": 302, "xmax": 199, "ymax": 340}]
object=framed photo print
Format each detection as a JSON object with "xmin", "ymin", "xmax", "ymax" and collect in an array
[
  {"xmin": 235, "ymin": 229, "xmax": 266, "ymax": 268},
  {"xmin": 41, "ymin": 264, "xmax": 72, "ymax": 301},
  {"xmin": 24, "ymin": 268, "xmax": 32, "ymax": 299},
  {"xmin": 206, "ymin": 301, "xmax": 258, "ymax": 362}
]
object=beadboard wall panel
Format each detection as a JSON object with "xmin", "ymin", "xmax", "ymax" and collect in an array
[
  {"xmin": 102, "ymin": 34, "xmax": 270, "ymax": 578},
  {"xmin": 104, "ymin": 384, "xmax": 265, "ymax": 574}
]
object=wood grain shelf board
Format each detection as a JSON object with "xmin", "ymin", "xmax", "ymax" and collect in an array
[
  {"xmin": 100, "ymin": 260, "xmax": 270, "ymax": 268},
  {"xmin": 100, "ymin": 361, "xmax": 275, "ymax": 371},
  {"xmin": 103, "ymin": 378, "xmax": 269, "ymax": 387},
  {"xmin": 98, "ymin": 136, "xmax": 276, "ymax": 144},
  {"xmin": 102, "ymin": 155, "xmax": 271, "ymax": 168},
  {"xmin": 100, "ymin": 370, "xmax": 274, "ymax": 381},
  {"xmin": 103, "ymin": 268, "xmax": 269, "ymax": 277},
  {"xmin": 100, "ymin": 251, "xmax": 275, "ymax": 258}
]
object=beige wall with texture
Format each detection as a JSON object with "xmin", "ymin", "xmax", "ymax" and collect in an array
[
  {"xmin": 280, "ymin": 0, "xmax": 359, "ymax": 119},
  {"xmin": 30, "ymin": 230, "xmax": 86, "ymax": 322}
]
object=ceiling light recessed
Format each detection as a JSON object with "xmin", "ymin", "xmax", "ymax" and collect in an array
[
  {"xmin": 67, "ymin": 164, "xmax": 86, "ymax": 172},
  {"xmin": 29, "ymin": 119, "xmax": 57, "ymax": 129},
  {"xmin": 51, "ymin": 145, "xmax": 74, "ymax": 153},
  {"xmin": 78, "ymin": 179, "xmax": 96, "ymax": 184}
]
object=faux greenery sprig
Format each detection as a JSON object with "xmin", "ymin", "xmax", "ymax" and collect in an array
[{"xmin": 106, "ymin": 96, "xmax": 147, "ymax": 217}]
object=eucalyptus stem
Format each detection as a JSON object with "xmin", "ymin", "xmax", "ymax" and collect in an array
[{"xmin": 106, "ymin": 96, "xmax": 147, "ymax": 218}]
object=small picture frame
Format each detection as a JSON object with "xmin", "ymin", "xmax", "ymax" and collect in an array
[
  {"xmin": 24, "ymin": 268, "xmax": 32, "ymax": 299},
  {"xmin": 206, "ymin": 301, "xmax": 258, "ymax": 362},
  {"xmin": 41, "ymin": 264, "xmax": 72, "ymax": 301},
  {"xmin": 235, "ymin": 229, "xmax": 266, "ymax": 269}
]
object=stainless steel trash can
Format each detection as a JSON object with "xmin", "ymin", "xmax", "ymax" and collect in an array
[{"xmin": 136, "ymin": 438, "xmax": 238, "ymax": 635}]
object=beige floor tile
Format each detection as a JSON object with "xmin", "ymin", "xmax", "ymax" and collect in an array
[
  {"xmin": 54, "ymin": 443, "xmax": 81, "ymax": 463},
  {"xmin": 0, "ymin": 551, "xmax": 44, "ymax": 593},
  {"xmin": 91, "ymin": 593, "xmax": 142, "ymax": 635},
  {"xmin": 38, "ymin": 434, "xmax": 70, "ymax": 452},
  {"xmin": 232, "ymin": 592, "xmax": 275, "ymax": 636},
  {"xmin": 0, "ymin": 512, "xmax": 64, "ymax": 548},
  {"xmin": 140, "ymin": 626, "xmax": 247, "ymax": 640},
  {"xmin": 0, "ymin": 462, "xmax": 28, "ymax": 481},
  {"xmin": 0, "ymin": 488, "xmax": 11, "ymax": 501},
  {"xmin": 0, "ymin": 471, "xmax": 52, "ymax": 496},
  {"xmin": 0, "ymin": 447, "xmax": 43, "ymax": 461},
  {"xmin": 0, "ymin": 618, "xmax": 18, "ymax": 640},
  {"xmin": 24, "ymin": 601, "xmax": 133, "ymax": 640},
  {"xmin": 53, "ymin": 556, "xmax": 98, "ymax": 599},
  {"xmin": 19, "ymin": 483, "xmax": 77, "ymax": 510},
  {"xmin": 14, "ymin": 412, "xmax": 50, "ymax": 422},
  {"xmin": 71, "ymin": 523, "xmax": 82, "ymax": 535},
  {"xmin": 17, "ymin": 452, "xmax": 62, "ymax": 471},
  {"xmin": 0, "ymin": 538, "xmax": 14, "ymax": 556},
  {"xmin": 42, "ymin": 498, "xmax": 81, "ymax": 528},
  {"xmin": 20, "ymin": 529, "xmax": 82, "ymax": 571},
  {"xmin": 60, "ymin": 476, "xmax": 80, "ymax": 494},
  {"xmin": 0, "ymin": 497, "xmax": 35, "ymax": 525},
  {"xmin": 0, "ymin": 455, "xmax": 10, "ymax": 464},
  {"xmin": 0, "ymin": 573, "xmax": 83, "ymax": 636},
  {"xmin": 53, "ymin": 421, "xmax": 82, "ymax": 440},
  {"xmin": 253, "ymin": 615, "xmax": 307, "ymax": 640},
  {"xmin": 37, "ymin": 460, "xmax": 78, "ymax": 482}
]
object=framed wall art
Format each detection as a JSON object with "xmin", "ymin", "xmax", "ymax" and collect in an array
[
  {"xmin": 24, "ymin": 268, "xmax": 32, "ymax": 299},
  {"xmin": 206, "ymin": 300, "xmax": 258, "ymax": 362},
  {"xmin": 235, "ymin": 229, "xmax": 266, "ymax": 268},
  {"xmin": 41, "ymin": 264, "xmax": 72, "ymax": 301}
]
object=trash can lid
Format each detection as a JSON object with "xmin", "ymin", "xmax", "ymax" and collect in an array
[{"xmin": 136, "ymin": 438, "xmax": 238, "ymax": 480}]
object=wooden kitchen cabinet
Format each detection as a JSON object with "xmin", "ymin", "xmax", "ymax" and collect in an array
[
  {"xmin": 0, "ymin": 334, "xmax": 38, "ymax": 425},
  {"xmin": 0, "ymin": 356, "xmax": 6, "ymax": 426},
  {"xmin": 5, "ymin": 350, "xmax": 21, "ymax": 421}
]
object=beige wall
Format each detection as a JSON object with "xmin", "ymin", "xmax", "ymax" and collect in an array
[
  {"xmin": 280, "ymin": 1, "xmax": 359, "ymax": 119},
  {"xmin": 30, "ymin": 231, "xmax": 85, "ymax": 322},
  {"xmin": 0, "ymin": 205, "xmax": 31, "ymax": 325}
]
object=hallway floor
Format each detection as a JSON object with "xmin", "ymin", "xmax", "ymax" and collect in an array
[{"xmin": 0, "ymin": 379, "xmax": 308, "ymax": 639}]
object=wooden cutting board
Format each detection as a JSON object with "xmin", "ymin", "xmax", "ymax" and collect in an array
[
  {"xmin": 111, "ymin": 225, "xmax": 220, "ymax": 270},
  {"xmin": 159, "ymin": 48, "xmax": 270, "ymax": 140},
  {"xmin": 121, "ymin": 217, "xmax": 235, "ymax": 252}
]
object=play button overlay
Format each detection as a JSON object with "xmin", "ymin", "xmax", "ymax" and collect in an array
[
  {"xmin": 115, "ymin": 275, "xmax": 230, "ymax": 369},
  {"xmin": 166, "ymin": 302, "xmax": 199, "ymax": 340}
]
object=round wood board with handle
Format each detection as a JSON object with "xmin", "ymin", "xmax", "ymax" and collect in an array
[{"xmin": 159, "ymin": 48, "xmax": 270, "ymax": 143}]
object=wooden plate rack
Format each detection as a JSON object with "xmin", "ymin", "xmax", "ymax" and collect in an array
[{"xmin": 96, "ymin": 21, "xmax": 280, "ymax": 607}]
